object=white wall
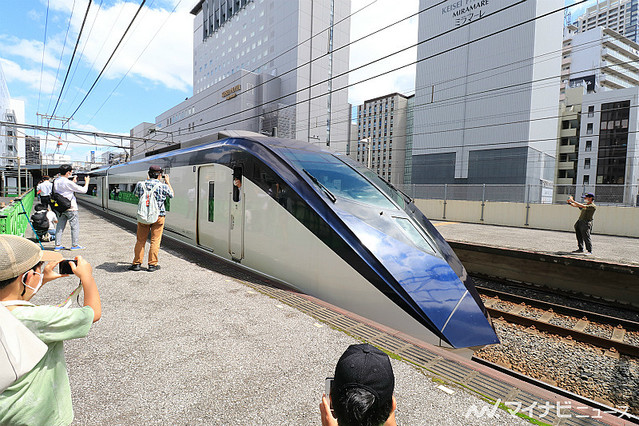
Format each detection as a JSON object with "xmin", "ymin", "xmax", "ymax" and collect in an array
[{"xmin": 414, "ymin": 198, "xmax": 639, "ymax": 237}]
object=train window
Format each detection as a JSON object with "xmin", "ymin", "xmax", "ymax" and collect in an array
[
  {"xmin": 208, "ymin": 182, "xmax": 215, "ymax": 222},
  {"xmin": 232, "ymin": 167, "xmax": 242, "ymax": 202},
  {"xmin": 275, "ymin": 149, "xmax": 397, "ymax": 210},
  {"xmin": 392, "ymin": 217, "xmax": 436, "ymax": 254}
]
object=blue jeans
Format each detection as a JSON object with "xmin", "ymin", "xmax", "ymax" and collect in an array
[{"xmin": 56, "ymin": 210, "xmax": 80, "ymax": 247}]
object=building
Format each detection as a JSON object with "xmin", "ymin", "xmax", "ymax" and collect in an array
[
  {"xmin": 576, "ymin": 0, "xmax": 639, "ymax": 43},
  {"xmin": 354, "ymin": 93, "xmax": 410, "ymax": 185},
  {"xmin": 0, "ymin": 62, "xmax": 18, "ymax": 168},
  {"xmin": 24, "ymin": 136, "xmax": 40, "ymax": 165},
  {"xmin": 561, "ymin": 25, "xmax": 639, "ymax": 101},
  {"xmin": 578, "ymin": 87, "xmax": 639, "ymax": 204},
  {"xmin": 555, "ymin": 87, "xmax": 584, "ymax": 201},
  {"xmin": 412, "ymin": 0, "xmax": 561, "ymax": 193},
  {"xmin": 141, "ymin": 0, "xmax": 351, "ymax": 157}
]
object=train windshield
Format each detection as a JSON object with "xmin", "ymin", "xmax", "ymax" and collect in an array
[{"xmin": 276, "ymin": 148, "xmax": 397, "ymax": 210}]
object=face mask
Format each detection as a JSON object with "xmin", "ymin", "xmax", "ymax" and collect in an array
[{"xmin": 22, "ymin": 270, "xmax": 44, "ymax": 296}]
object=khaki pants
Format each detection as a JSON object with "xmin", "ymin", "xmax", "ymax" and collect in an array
[{"xmin": 133, "ymin": 216, "xmax": 165, "ymax": 266}]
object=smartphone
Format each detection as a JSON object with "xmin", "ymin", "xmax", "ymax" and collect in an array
[
  {"xmin": 58, "ymin": 259, "xmax": 75, "ymax": 275},
  {"xmin": 325, "ymin": 377, "xmax": 334, "ymax": 415}
]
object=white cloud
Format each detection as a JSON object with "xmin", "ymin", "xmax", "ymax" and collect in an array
[
  {"xmin": 0, "ymin": 35, "xmax": 61, "ymax": 69},
  {"xmin": 71, "ymin": 1, "xmax": 192, "ymax": 92},
  {"xmin": 348, "ymin": 0, "xmax": 418, "ymax": 105},
  {"xmin": 0, "ymin": 57, "xmax": 57, "ymax": 94}
]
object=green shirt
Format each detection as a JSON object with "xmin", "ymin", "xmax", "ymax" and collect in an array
[
  {"xmin": 578, "ymin": 203, "xmax": 596, "ymax": 221},
  {"xmin": 0, "ymin": 305, "xmax": 94, "ymax": 426}
]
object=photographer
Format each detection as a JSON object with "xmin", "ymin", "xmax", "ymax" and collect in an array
[
  {"xmin": 0, "ymin": 235, "xmax": 101, "ymax": 425},
  {"xmin": 321, "ymin": 344, "xmax": 397, "ymax": 426},
  {"xmin": 53, "ymin": 164, "xmax": 90, "ymax": 251},
  {"xmin": 129, "ymin": 165, "xmax": 174, "ymax": 272}
]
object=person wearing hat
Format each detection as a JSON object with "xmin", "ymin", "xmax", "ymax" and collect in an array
[
  {"xmin": 0, "ymin": 235, "xmax": 101, "ymax": 425},
  {"xmin": 567, "ymin": 192, "xmax": 597, "ymax": 255},
  {"xmin": 129, "ymin": 165, "xmax": 174, "ymax": 272},
  {"xmin": 321, "ymin": 343, "xmax": 397, "ymax": 426}
]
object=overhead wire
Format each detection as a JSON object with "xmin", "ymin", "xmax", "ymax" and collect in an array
[
  {"xmin": 174, "ymin": 1, "xmax": 581, "ymax": 140},
  {"xmin": 45, "ymin": 0, "xmax": 78, "ymax": 123},
  {"xmin": 50, "ymin": 0, "xmax": 94, "ymax": 120},
  {"xmin": 64, "ymin": 0, "xmax": 148, "ymax": 124}
]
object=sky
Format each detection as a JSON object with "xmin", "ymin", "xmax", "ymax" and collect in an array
[{"xmin": 0, "ymin": 0, "xmax": 591, "ymax": 161}]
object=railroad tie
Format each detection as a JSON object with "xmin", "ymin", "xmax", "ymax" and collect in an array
[{"xmin": 611, "ymin": 325, "xmax": 626, "ymax": 343}]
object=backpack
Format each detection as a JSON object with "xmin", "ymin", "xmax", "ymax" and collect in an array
[
  {"xmin": 31, "ymin": 211, "xmax": 49, "ymax": 231},
  {"xmin": 136, "ymin": 182, "xmax": 162, "ymax": 224},
  {"xmin": 1, "ymin": 303, "xmax": 48, "ymax": 392},
  {"xmin": 50, "ymin": 179, "xmax": 71, "ymax": 214}
]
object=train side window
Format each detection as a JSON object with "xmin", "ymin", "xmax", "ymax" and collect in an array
[
  {"xmin": 208, "ymin": 181, "xmax": 215, "ymax": 222},
  {"xmin": 232, "ymin": 167, "xmax": 242, "ymax": 202}
]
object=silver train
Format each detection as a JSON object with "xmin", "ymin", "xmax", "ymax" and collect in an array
[{"xmin": 80, "ymin": 134, "xmax": 499, "ymax": 349}]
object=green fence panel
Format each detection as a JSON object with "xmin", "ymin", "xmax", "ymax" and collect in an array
[{"xmin": 0, "ymin": 189, "xmax": 36, "ymax": 236}]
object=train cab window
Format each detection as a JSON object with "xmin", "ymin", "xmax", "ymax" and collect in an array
[
  {"xmin": 208, "ymin": 182, "xmax": 215, "ymax": 222},
  {"xmin": 232, "ymin": 167, "xmax": 242, "ymax": 202}
]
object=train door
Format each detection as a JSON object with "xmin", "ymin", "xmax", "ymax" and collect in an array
[
  {"xmin": 102, "ymin": 176, "xmax": 108, "ymax": 209},
  {"xmin": 229, "ymin": 166, "xmax": 244, "ymax": 261},
  {"xmin": 197, "ymin": 165, "xmax": 217, "ymax": 250}
]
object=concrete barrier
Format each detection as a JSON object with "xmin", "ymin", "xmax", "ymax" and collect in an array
[{"xmin": 414, "ymin": 199, "xmax": 639, "ymax": 238}]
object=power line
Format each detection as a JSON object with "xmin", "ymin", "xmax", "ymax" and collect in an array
[
  {"xmin": 50, "ymin": 0, "xmax": 93, "ymax": 119},
  {"xmin": 36, "ymin": 0, "xmax": 51, "ymax": 114},
  {"xmin": 177, "ymin": 0, "xmax": 577, "ymax": 139},
  {"xmin": 45, "ymin": 0, "xmax": 78, "ymax": 122},
  {"xmin": 65, "ymin": 0, "xmax": 147, "ymax": 123}
]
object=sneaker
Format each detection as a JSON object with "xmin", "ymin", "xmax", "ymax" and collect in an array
[
  {"xmin": 69, "ymin": 246, "xmax": 86, "ymax": 250},
  {"xmin": 128, "ymin": 264, "xmax": 142, "ymax": 271},
  {"xmin": 584, "ymin": 251, "xmax": 592, "ymax": 256},
  {"xmin": 147, "ymin": 264, "xmax": 160, "ymax": 272},
  {"xmin": 571, "ymin": 249, "xmax": 584, "ymax": 253},
  {"xmin": 54, "ymin": 245, "xmax": 65, "ymax": 251}
]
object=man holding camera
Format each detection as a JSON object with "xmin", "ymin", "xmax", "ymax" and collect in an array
[
  {"xmin": 321, "ymin": 343, "xmax": 397, "ymax": 426},
  {"xmin": 129, "ymin": 165, "xmax": 174, "ymax": 272},
  {"xmin": 0, "ymin": 234, "xmax": 101, "ymax": 425},
  {"xmin": 53, "ymin": 164, "xmax": 90, "ymax": 251}
]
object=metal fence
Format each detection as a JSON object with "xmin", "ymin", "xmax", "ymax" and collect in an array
[
  {"xmin": 397, "ymin": 184, "xmax": 639, "ymax": 207},
  {"xmin": 0, "ymin": 189, "xmax": 36, "ymax": 236}
]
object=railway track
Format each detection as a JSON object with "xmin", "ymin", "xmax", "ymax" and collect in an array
[{"xmin": 477, "ymin": 285, "xmax": 639, "ymax": 358}]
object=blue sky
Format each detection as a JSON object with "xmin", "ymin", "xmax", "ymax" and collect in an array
[{"xmin": 1, "ymin": 0, "xmax": 588, "ymax": 161}]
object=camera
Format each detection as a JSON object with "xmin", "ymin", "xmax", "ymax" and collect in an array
[{"xmin": 58, "ymin": 259, "xmax": 76, "ymax": 275}]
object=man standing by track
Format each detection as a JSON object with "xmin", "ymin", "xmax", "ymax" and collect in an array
[
  {"xmin": 37, "ymin": 176, "xmax": 52, "ymax": 207},
  {"xmin": 54, "ymin": 165, "xmax": 89, "ymax": 251},
  {"xmin": 129, "ymin": 165, "xmax": 174, "ymax": 272},
  {"xmin": 567, "ymin": 192, "xmax": 596, "ymax": 255}
]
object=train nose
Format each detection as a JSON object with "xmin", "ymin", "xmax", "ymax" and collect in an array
[{"xmin": 342, "ymin": 214, "xmax": 500, "ymax": 348}]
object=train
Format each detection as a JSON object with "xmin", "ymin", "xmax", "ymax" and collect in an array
[{"xmin": 79, "ymin": 132, "xmax": 499, "ymax": 349}]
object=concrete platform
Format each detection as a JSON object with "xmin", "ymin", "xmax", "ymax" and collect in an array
[
  {"xmin": 432, "ymin": 221, "xmax": 639, "ymax": 267},
  {"xmin": 22, "ymin": 208, "xmax": 635, "ymax": 425}
]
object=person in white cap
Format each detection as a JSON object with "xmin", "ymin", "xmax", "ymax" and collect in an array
[{"xmin": 0, "ymin": 235, "xmax": 101, "ymax": 425}]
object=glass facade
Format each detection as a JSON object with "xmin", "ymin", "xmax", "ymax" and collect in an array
[{"xmin": 597, "ymin": 100, "xmax": 629, "ymax": 185}]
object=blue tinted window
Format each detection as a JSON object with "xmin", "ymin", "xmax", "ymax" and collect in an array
[{"xmin": 276, "ymin": 149, "xmax": 397, "ymax": 210}]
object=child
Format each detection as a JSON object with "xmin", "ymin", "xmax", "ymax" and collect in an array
[
  {"xmin": 0, "ymin": 235, "xmax": 101, "ymax": 425},
  {"xmin": 30, "ymin": 203, "xmax": 50, "ymax": 241}
]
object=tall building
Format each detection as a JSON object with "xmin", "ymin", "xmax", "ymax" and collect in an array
[
  {"xmin": 561, "ymin": 25, "xmax": 639, "ymax": 101},
  {"xmin": 578, "ymin": 87, "xmax": 639, "ymax": 204},
  {"xmin": 354, "ymin": 93, "xmax": 410, "ymax": 185},
  {"xmin": 146, "ymin": 0, "xmax": 351, "ymax": 156},
  {"xmin": 24, "ymin": 136, "xmax": 41, "ymax": 165},
  {"xmin": 412, "ymin": 0, "xmax": 561, "ymax": 189},
  {"xmin": 576, "ymin": 0, "xmax": 639, "ymax": 43}
]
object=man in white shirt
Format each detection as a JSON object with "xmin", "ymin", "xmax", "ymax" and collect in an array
[
  {"xmin": 53, "ymin": 165, "xmax": 89, "ymax": 251},
  {"xmin": 36, "ymin": 176, "xmax": 52, "ymax": 207}
]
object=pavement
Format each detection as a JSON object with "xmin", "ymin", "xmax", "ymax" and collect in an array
[
  {"xmin": 432, "ymin": 220, "xmax": 639, "ymax": 267},
  {"xmin": 27, "ymin": 207, "xmax": 528, "ymax": 425}
]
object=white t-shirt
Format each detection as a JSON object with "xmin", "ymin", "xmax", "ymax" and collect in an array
[
  {"xmin": 46, "ymin": 211, "xmax": 57, "ymax": 230},
  {"xmin": 53, "ymin": 177, "xmax": 88, "ymax": 211},
  {"xmin": 37, "ymin": 180, "xmax": 52, "ymax": 196}
]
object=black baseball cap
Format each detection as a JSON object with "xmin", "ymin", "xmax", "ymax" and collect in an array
[
  {"xmin": 332, "ymin": 344, "xmax": 394, "ymax": 403},
  {"xmin": 149, "ymin": 165, "xmax": 162, "ymax": 172},
  {"xmin": 584, "ymin": 192, "xmax": 595, "ymax": 199}
]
